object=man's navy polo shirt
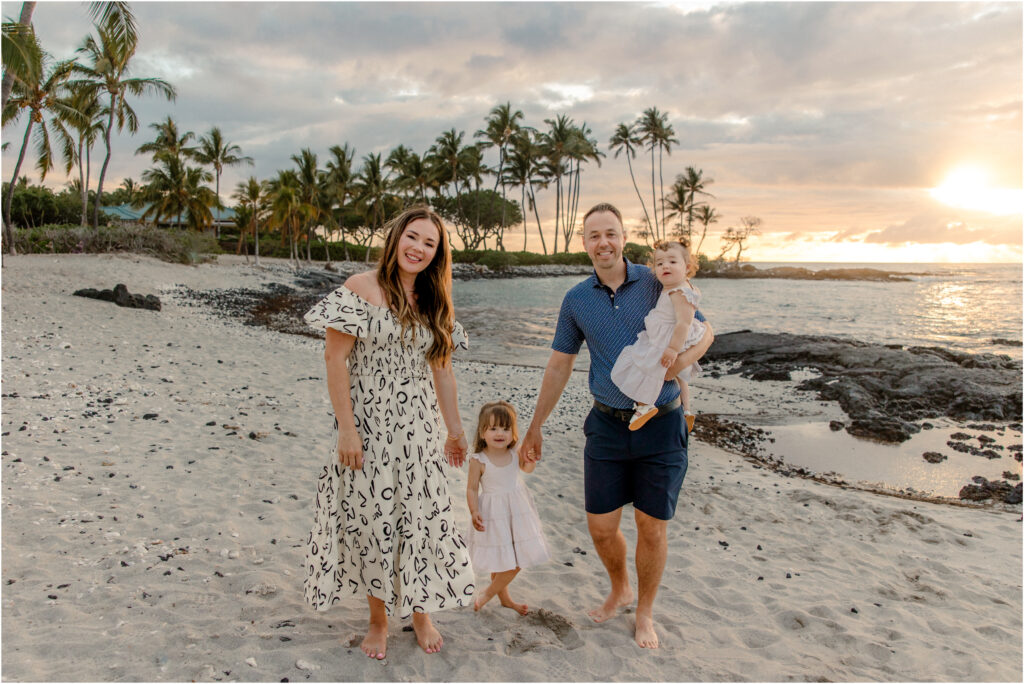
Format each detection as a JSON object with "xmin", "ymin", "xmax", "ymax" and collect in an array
[{"xmin": 551, "ymin": 259, "xmax": 705, "ymax": 410}]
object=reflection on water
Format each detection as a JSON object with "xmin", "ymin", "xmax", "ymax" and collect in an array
[{"xmin": 762, "ymin": 419, "xmax": 1022, "ymax": 499}]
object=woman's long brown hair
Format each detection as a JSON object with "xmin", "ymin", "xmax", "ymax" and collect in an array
[{"xmin": 376, "ymin": 205, "xmax": 455, "ymax": 365}]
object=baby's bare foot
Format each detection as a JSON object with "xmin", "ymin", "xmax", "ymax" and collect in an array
[{"xmin": 411, "ymin": 612, "xmax": 443, "ymax": 654}]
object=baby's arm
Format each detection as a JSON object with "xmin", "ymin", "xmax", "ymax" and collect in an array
[
  {"xmin": 660, "ymin": 290, "xmax": 697, "ymax": 368},
  {"xmin": 466, "ymin": 459, "xmax": 485, "ymax": 531}
]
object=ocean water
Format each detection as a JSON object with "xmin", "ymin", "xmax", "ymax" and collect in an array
[
  {"xmin": 452, "ymin": 262, "xmax": 1023, "ymax": 498},
  {"xmin": 453, "ymin": 262, "xmax": 1023, "ymax": 368}
]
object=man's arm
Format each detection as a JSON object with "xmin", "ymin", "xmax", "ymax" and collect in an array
[
  {"xmin": 664, "ymin": 321, "xmax": 714, "ymax": 380},
  {"xmin": 519, "ymin": 350, "xmax": 576, "ymax": 464}
]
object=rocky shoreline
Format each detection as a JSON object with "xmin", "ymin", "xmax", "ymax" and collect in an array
[{"xmin": 699, "ymin": 264, "xmax": 918, "ymax": 281}]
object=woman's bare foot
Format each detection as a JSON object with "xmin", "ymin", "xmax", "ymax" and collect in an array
[
  {"xmin": 634, "ymin": 613, "xmax": 659, "ymax": 648},
  {"xmin": 411, "ymin": 612, "xmax": 443, "ymax": 654},
  {"xmin": 587, "ymin": 587, "xmax": 634, "ymax": 623},
  {"xmin": 360, "ymin": 620, "xmax": 388, "ymax": 659}
]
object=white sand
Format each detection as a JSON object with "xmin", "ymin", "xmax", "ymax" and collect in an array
[{"xmin": 1, "ymin": 253, "xmax": 1021, "ymax": 682}]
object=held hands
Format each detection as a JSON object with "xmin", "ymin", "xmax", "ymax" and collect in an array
[
  {"xmin": 336, "ymin": 431, "xmax": 363, "ymax": 470},
  {"xmin": 471, "ymin": 511, "xmax": 485, "ymax": 532},
  {"xmin": 520, "ymin": 426, "xmax": 543, "ymax": 464},
  {"xmin": 660, "ymin": 346, "xmax": 680, "ymax": 368},
  {"xmin": 444, "ymin": 431, "xmax": 468, "ymax": 468}
]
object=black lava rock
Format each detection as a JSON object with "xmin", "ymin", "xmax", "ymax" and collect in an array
[{"xmin": 74, "ymin": 284, "xmax": 161, "ymax": 311}]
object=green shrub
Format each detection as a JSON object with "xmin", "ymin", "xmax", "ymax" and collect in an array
[
  {"xmin": 623, "ymin": 242, "xmax": 653, "ymax": 265},
  {"xmin": 477, "ymin": 250, "xmax": 519, "ymax": 271},
  {"xmin": 11, "ymin": 224, "xmax": 219, "ymax": 264},
  {"xmin": 547, "ymin": 251, "xmax": 592, "ymax": 266}
]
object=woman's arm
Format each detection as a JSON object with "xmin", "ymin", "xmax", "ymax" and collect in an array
[
  {"xmin": 660, "ymin": 291, "xmax": 697, "ymax": 367},
  {"xmin": 431, "ymin": 360, "xmax": 468, "ymax": 467},
  {"xmin": 325, "ymin": 328, "xmax": 362, "ymax": 469},
  {"xmin": 466, "ymin": 459, "xmax": 485, "ymax": 531}
]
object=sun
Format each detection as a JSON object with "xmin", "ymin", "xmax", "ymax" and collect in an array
[{"xmin": 929, "ymin": 165, "xmax": 1023, "ymax": 216}]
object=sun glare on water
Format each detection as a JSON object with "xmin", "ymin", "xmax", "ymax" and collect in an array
[{"xmin": 929, "ymin": 166, "xmax": 1023, "ymax": 215}]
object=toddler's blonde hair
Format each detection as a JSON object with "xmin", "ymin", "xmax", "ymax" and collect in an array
[{"xmin": 651, "ymin": 239, "xmax": 698, "ymax": 278}]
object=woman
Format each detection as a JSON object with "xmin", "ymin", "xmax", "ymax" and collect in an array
[{"xmin": 303, "ymin": 205, "xmax": 473, "ymax": 659}]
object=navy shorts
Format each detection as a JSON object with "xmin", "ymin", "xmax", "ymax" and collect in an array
[{"xmin": 583, "ymin": 406, "xmax": 689, "ymax": 520}]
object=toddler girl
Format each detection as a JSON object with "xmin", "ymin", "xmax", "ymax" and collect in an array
[
  {"xmin": 610, "ymin": 239, "xmax": 706, "ymax": 431},
  {"xmin": 466, "ymin": 400, "xmax": 550, "ymax": 614}
]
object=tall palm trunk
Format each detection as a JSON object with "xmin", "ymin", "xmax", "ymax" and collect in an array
[
  {"xmin": 658, "ymin": 147, "xmax": 666, "ymax": 239},
  {"xmin": 1, "ymin": 2, "xmax": 36, "ymax": 110},
  {"xmin": 77, "ymin": 138, "xmax": 88, "ymax": 225},
  {"xmin": 213, "ymin": 170, "xmax": 221, "ymax": 239},
  {"xmin": 528, "ymin": 183, "xmax": 547, "ymax": 254},
  {"xmin": 3, "ymin": 117, "xmax": 35, "ymax": 252},
  {"xmin": 253, "ymin": 216, "xmax": 261, "ymax": 266},
  {"xmin": 92, "ymin": 97, "xmax": 117, "ymax": 228},
  {"xmin": 521, "ymin": 184, "xmax": 528, "ymax": 252},
  {"xmin": 649, "ymin": 147, "xmax": 658, "ymax": 239},
  {"xmin": 626, "ymin": 153, "xmax": 651, "ymax": 234}
]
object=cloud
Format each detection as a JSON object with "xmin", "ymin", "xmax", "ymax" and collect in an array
[{"xmin": 864, "ymin": 211, "xmax": 1022, "ymax": 246}]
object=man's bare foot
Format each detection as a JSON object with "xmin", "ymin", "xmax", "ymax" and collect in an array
[
  {"xmin": 498, "ymin": 595, "xmax": 529, "ymax": 615},
  {"xmin": 360, "ymin": 620, "xmax": 388, "ymax": 659},
  {"xmin": 634, "ymin": 613, "xmax": 659, "ymax": 649},
  {"xmin": 411, "ymin": 612, "xmax": 443, "ymax": 654},
  {"xmin": 587, "ymin": 588, "xmax": 634, "ymax": 623}
]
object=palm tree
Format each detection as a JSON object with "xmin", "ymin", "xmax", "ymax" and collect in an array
[
  {"xmin": 65, "ymin": 80, "xmax": 104, "ymax": 225},
  {"xmin": 3, "ymin": 2, "xmax": 135, "ymax": 111},
  {"xmin": 475, "ymin": 102, "xmax": 526, "ymax": 244},
  {"xmin": 693, "ymin": 204, "xmax": 719, "ymax": 256},
  {"xmin": 679, "ymin": 166, "xmax": 713, "ymax": 239},
  {"xmin": 2, "ymin": 38, "xmax": 78, "ymax": 249},
  {"xmin": 664, "ymin": 177, "xmax": 692, "ymax": 241},
  {"xmin": 138, "ymin": 155, "xmax": 215, "ymax": 231},
  {"xmin": 353, "ymin": 152, "xmax": 391, "ymax": 262},
  {"xmin": 194, "ymin": 126, "xmax": 253, "ymax": 238},
  {"xmin": 325, "ymin": 143, "xmax": 355, "ymax": 259},
  {"xmin": 541, "ymin": 114, "xmax": 576, "ymax": 252},
  {"xmin": 291, "ymin": 147, "xmax": 321, "ymax": 262},
  {"xmin": 267, "ymin": 169, "xmax": 303, "ymax": 265},
  {"xmin": 135, "ymin": 116, "xmax": 196, "ymax": 162},
  {"xmin": 429, "ymin": 128, "xmax": 466, "ymax": 223},
  {"xmin": 565, "ymin": 121, "xmax": 603, "ymax": 248},
  {"xmin": 74, "ymin": 23, "xmax": 176, "ymax": 228},
  {"xmin": 1, "ymin": 2, "xmax": 39, "ymax": 111},
  {"xmin": 609, "ymin": 122, "xmax": 652, "ymax": 233},
  {"xmin": 232, "ymin": 176, "xmax": 268, "ymax": 265},
  {"xmin": 504, "ymin": 130, "xmax": 548, "ymax": 253},
  {"xmin": 637, "ymin": 107, "xmax": 676, "ymax": 239}
]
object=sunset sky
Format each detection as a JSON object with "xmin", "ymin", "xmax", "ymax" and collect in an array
[{"xmin": 7, "ymin": 0, "xmax": 1023, "ymax": 262}]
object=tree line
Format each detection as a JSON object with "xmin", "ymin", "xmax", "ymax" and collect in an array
[{"xmin": 2, "ymin": 1, "xmax": 760, "ymax": 264}]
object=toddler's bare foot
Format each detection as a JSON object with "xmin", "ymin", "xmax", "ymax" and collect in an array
[
  {"xmin": 498, "ymin": 595, "xmax": 529, "ymax": 615},
  {"xmin": 634, "ymin": 613, "xmax": 659, "ymax": 649},
  {"xmin": 411, "ymin": 612, "xmax": 443, "ymax": 654},
  {"xmin": 587, "ymin": 588, "xmax": 634, "ymax": 623},
  {"xmin": 360, "ymin": 620, "xmax": 388, "ymax": 659}
]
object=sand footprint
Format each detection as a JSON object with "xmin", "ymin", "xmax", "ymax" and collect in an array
[{"xmin": 504, "ymin": 608, "xmax": 583, "ymax": 655}]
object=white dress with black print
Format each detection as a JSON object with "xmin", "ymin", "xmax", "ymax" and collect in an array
[{"xmin": 302, "ymin": 286, "xmax": 474, "ymax": 618}]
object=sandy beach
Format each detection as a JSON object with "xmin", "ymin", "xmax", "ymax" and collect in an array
[{"xmin": 1, "ymin": 253, "xmax": 1021, "ymax": 682}]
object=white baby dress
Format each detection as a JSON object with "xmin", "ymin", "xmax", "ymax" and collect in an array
[
  {"xmin": 610, "ymin": 283, "xmax": 707, "ymax": 406},
  {"xmin": 467, "ymin": 451, "xmax": 551, "ymax": 573}
]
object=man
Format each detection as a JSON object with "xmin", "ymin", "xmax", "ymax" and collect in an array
[{"xmin": 519, "ymin": 202, "xmax": 713, "ymax": 649}]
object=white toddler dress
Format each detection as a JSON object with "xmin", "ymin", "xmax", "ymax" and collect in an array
[
  {"xmin": 610, "ymin": 283, "xmax": 707, "ymax": 406},
  {"xmin": 467, "ymin": 451, "xmax": 551, "ymax": 573}
]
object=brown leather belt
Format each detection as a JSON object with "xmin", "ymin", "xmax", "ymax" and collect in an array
[{"xmin": 592, "ymin": 396, "xmax": 681, "ymax": 423}]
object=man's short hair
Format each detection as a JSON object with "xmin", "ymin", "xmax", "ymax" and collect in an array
[{"xmin": 582, "ymin": 202, "xmax": 623, "ymax": 228}]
